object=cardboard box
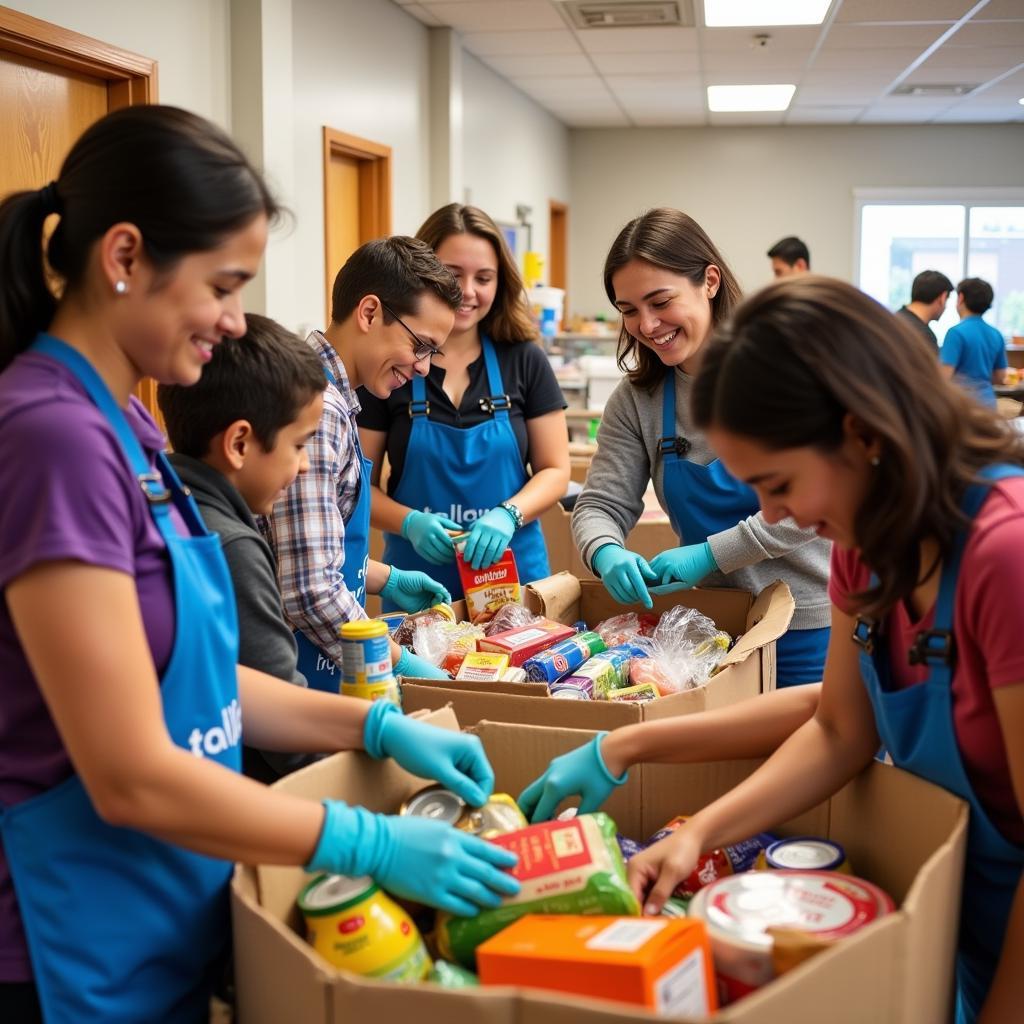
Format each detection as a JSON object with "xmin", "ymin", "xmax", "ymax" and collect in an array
[
  {"xmin": 401, "ymin": 573, "xmax": 794, "ymax": 729},
  {"xmin": 231, "ymin": 708, "xmax": 967, "ymax": 1024}
]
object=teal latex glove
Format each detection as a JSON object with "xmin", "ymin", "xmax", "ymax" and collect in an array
[
  {"xmin": 394, "ymin": 645, "xmax": 449, "ymax": 680},
  {"xmin": 649, "ymin": 541, "xmax": 717, "ymax": 589},
  {"xmin": 592, "ymin": 543, "xmax": 658, "ymax": 609},
  {"xmin": 517, "ymin": 733, "xmax": 627, "ymax": 823},
  {"xmin": 364, "ymin": 700, "xmax": 495, "ymax": 807},
  {"xmin": 402, "ymin": 509, "xmax": 461, "ymax": 565},
  {"xmin": 380, "ymin": 565, "xmax": 450, "ymax": 613},
  {"xmin": 461, "ymin": 506, "xmax": 516, "ymax": 570},
  {"xmin": 307, "ymin": 801, "xmax": 520, "ymax": 917}
]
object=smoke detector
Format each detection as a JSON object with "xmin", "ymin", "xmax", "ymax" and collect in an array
[{"xmin": 560, "ymin": 1, "xmax": 693, "ymax": 29}]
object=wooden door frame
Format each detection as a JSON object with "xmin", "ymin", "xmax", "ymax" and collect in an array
[
  {"xmin": 549, "ymin": 199, "xmax": 568, "ymax": 327},
  {"xmin": 322, "ymin": 127, "xmax": 392, "ymax": 324}
]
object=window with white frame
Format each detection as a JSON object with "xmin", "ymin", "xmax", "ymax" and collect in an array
[{"xmin": 855, "ymin": 189, "xmax": 1024, "ymax": 347}]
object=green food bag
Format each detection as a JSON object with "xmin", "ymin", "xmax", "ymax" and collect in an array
[
  {"xmin": 436, "ymin": 812, "xmax": 640, "ymax": 967},
  {"xmin": 425, "ymin": 961, "xmax": 479, "ymax": 988}
]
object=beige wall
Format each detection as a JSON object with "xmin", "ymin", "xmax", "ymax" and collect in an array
[{"xmin": 568, "ymin": 124, "xmax": 1024, "ymax": 318}]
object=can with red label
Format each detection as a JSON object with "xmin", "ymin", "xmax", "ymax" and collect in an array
[{"xmin": 298, "ymin": 873, "xmax": 431, "ymax": 981}]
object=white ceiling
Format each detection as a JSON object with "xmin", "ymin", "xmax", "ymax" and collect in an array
[{"xmin": 393, "ymin": 0, "xmax": 1024, "ymax": 127}]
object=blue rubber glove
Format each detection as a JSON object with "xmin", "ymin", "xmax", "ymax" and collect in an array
[
  {"xmin": 394, "ymin": 645, "xmax": 449, "ymax": 680},
  {"xmin": 401, "ymin": 509, "xmax": 461, "ymax": 565},
  {"xmin": 592, "ymin": 543, "xmax": 658, "ymax": 609},
  {"xmin": 649, "ymin": 541, "xmax": 717, "ymax": 589},
  {"xmin": 307, "ymin": 801, "xmax": 520, "ymax": 917},
  {"xmin": 517, "ymin": 733, "xmax": 627, "ymax": 823},
  {"xmin": 364, "ymin": 700, "xmax": 495, "ymax": 807},
  {"xmin": 380, "ymin": 565, "xmax": 451, "ymax": 613},
  {"xmin": 461, "ymin": 506, "xmax": 517, "ymax": 570}
]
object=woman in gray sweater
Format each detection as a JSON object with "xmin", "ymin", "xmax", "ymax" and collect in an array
[{"xmin": 572, "ymin": 208, "xmax": 830, "ymax": 686}]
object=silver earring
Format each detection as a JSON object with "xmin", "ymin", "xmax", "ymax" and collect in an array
[
  {"xmin": 870, "ymin": 455, "xmax": 880, "ymax": 467},
  {"xmin": 114, "ymin": 280, "xmax": 128, "ymax": 295}
]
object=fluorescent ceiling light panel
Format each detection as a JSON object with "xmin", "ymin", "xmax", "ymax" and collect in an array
[
  {"xmin": 707, "ymin": 84, "xmax": 796, "ymax": 111},
  {"xmin": 704, "ymin": 1, "xmax": 832, "ymax": 26}
]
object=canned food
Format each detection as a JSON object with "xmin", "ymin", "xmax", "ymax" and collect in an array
[
  {"xmin": 339, "ymin": 620, "xmax": 399, "ymax": 705},
  {"xmin": 298, "ymin": 873, "xmax": 431, "ymax": 981},
  {"xmin": 757, "ymin": 837, "xmax": 851, "ymax": 874},
  {"xmin": 400, "ymin": 785, "xmax": 528, "ymax": 837}
]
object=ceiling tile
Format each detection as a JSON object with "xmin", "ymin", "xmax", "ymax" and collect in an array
[
  {"xmin": 401, "ymin": 3, "xmax": 442, "ymax": 26},
  {"xmin": 421, "ymin": 1, "xmax": 564, "ymax": 32},
  {"xmin": 461, "ymin": 29, "xmax": 582, "ymax": 55},
  {"xmin": 859, "ymin": 98, "xmax": 961, "ymax": 120},
  {"xmin": 482, "ymin": 53, "xmax": 595, "ymax": 76},
  {"xmin": 795, "ymin": 81, "xmax": 890, "ymax": 103},
  {"xmin": 972, "ymin": 0, "xmax": 1024, "ymax": 18},
  {"xmin": 918, "ymin": 46, "xmax": 1024, "ymax": 71},
  {"xmin": 698, "ymin": 25, "xmax": 822, "ymax": 50},
  {"xmin": 701, "ymin": 50, "xmax": 814, "ymax": 73},
  {"xmin": 591, "ymin": 52, "xmax": 695, "ymax": 74},
  {"xmin": 702, "ymin": 69, "xmax": 804, "ymax": 86},
  {"xmin": 513, "ymin": 74, "xmax": 614, "ymax": 103},
  {"xmin": 607, "ymin": 78, "xmax": 703, "ymax": 105},
  {"xmin": 933, "ymin": 106, "xmax": 1024, "ymax": 123},
  {"xmin": 810, "ymin": 47, "xmax": 927, "ymax": 71},
  {"xmin": 708, "ymin": 110, "xmax": 787, "ymax": 125},
  {"xmin": 574, "ymin": 26, "xmax": 698, "ymax": 54},
  {"xmin": 557, "ymin": 109, "xmax": 632, "ymax": 127},
  {"xmin": 630, "ymin": 112, "xmax": 707, "ymax": 125},
  {"xmin": 945, "ymin": 21, "xmax": 1024, "ymax": 46},
  {"xmin": 974, "ymin": 67, "xmax": 1024, "ymax": 98},
  {"xmin": 785, "ymin": 105, "xmax": 864, "ymax": 122},
  {"xmin": 836, "ymin": 1, "xmax": 976, "ymax": 21},
  {"xmin": 819, "ymin": 22, "xmax": 952, "ymax": 48}
]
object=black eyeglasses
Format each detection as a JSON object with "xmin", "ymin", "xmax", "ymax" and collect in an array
[{"xmin": 381, "ymin": 302, "xmax": 443, "ymax": 362}]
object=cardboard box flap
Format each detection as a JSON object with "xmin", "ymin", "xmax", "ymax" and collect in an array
[
  {"xmin": 524, "ymin": 572, "xmax": 582, "ymax": 623},
  {"xmin": 716, "ymin": 580, "xmax": 794, "ymax": 670},
  {"xmin": 402, "ymin": 676, "xmax": 550, "ymax": 698}
]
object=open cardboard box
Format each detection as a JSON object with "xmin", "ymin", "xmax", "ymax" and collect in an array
[
  {"xmin": 232, "ymin": 707, "xmax": 966, "ymax": 1024},
  {"xmin": 401, "ymin": 573, "xmax": 794, "ymax": 729}
]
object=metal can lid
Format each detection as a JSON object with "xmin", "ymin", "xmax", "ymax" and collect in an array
[
  {"xmin": 297, "ymin": 873, "xmax": 378, "ymax": 915},
  {"xmin": 765, "ymin": 837, "xmax": 846, "ymax": 871},
  {"xmin": 550, "ymin": 687, "xmax": 590, "ymax": 700},
  {"xmin": 340, "ymin": 619, "xmax": 389, "ymax": 640},
  {"xmin": 400, "ymin": 784, "xmax": 466, "ymax": 823}
]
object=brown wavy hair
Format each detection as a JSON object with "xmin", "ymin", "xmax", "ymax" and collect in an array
[
  {"xmin": 416, "ymin": 203, "xmax": 537, "ymax": 343},
  {"xmin": 691, "ymin": 275, "xmax": 1024, "ymax": 618},
  {"xmin": 603, "ymin": 208, "xmax": 742, "ymax": 391}
]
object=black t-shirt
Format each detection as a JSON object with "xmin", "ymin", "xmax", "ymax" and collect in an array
[
  {"xmin": 357, "ymin": 338, "xmax": 566, "ymax": 495},
  {"xmin": 896, "ymin": 306, "xmax": 939, "ymax": 351}
]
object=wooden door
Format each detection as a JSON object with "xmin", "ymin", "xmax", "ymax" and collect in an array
[
  {"xmin": 549, "ymin": 199, "xmax": 568, "ymax": 329},
  {"xmin": 0, "ymin": 8, "xmax": 157, "ymax": 414}
]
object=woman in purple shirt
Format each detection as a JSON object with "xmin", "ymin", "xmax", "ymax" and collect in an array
[{"xmin": 0, "ymin": 107, "xmax": 516, "ymax": 1023}]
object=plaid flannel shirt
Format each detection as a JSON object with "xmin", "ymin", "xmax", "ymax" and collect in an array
[{"xmin": 260, "ymin": 331, "xmax": 367, "ymax": 666}]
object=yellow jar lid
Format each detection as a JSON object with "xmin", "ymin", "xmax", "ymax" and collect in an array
[{"xmin": 340, "ymin": 619, "xmax": 389, "ymax": 640}]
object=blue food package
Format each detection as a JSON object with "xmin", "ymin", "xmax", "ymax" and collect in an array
[
  {"xmin": 525, "ymin": 631, "xmax": 607, "ymax": 684},
  {"xmin": 560, "ymin": 643, "xmax": 648, "ymax": 700}
]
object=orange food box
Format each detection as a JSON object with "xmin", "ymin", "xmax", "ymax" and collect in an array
[
  {"xmin": 476, "ymin": 619, "xmax": 577, "ymax": 667},
  {"xmin": 477, "ymin": 914, "xmax": 717, "ymax": 1016},
  {"xmin": 454, "ymin": 541, "xmax": 521, "ymax": 623}
]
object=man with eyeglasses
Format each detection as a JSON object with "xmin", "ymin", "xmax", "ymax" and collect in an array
[{"xmin": 261, "ymin": 237, "xmax": 461, "ymax": 688}]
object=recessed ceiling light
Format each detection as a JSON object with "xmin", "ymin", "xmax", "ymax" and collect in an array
[
  {"xmin": 707, "ymin": 84, "xmax": 796, "ymax": 111},
  {"xmin": 1018, "ymin": 97, "xmax": 1024, "ymax": 105},
  {"xmin": 704, "ymin": 1, "xmax": 832, "ymax": 27}
]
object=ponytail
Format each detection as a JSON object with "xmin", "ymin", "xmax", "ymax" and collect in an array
[{"xmin": 0, "ymin": 187, "xmax": 60, "ymax": 370}]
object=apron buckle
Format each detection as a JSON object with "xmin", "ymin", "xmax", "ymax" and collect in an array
[
  {"xmin": 852, "ymin": 617, "xmax": 878, "ymax": 654},
  {"xmin": 659, "ymin": 435, "xmax": 692, "ymax": 457},
  {"xmin": 479, "ymin": 394, "xmax": 511, "ymax": 414},
  {"xmin": 408, "ymin": 399, "xmax": 430, "ymax": 418},
  {"xmin": 908, "ymin": 628, "xmax": 956, "ymax": 667},
  {"xmin": 138, "ymin": 471, "xmax": 172, "ymax": 504}
]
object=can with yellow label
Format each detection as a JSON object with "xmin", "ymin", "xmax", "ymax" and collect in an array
[
  {"xmin": 339, "ymin": 620, "xmax": 399, "ymax": 705},
  {"xmin": 298, "ymin": 873, "xmax": 431, "ymax": 981}
]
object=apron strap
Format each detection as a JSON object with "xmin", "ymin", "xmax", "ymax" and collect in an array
[
  {"xmin": 478, "ymin": 336, "xmax": 511, "ymax": 420},
  {"xmin": 659, "ymin": 371, "xmax": 691, "ymax": 460},
  {"xmin": 409, "ymin": 372, "xmax": 430, "ymax": 417}
]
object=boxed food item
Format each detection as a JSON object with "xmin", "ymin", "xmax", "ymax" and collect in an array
[
  {"xmin": 436, "ymin": 812, "xmax": 640, "ymax": 967},
  {"xmin": 477, "ymin": 914, "xmax": 717, "ymax": 1016},
  {"xmin": 232, "ymin": 708, "xmax": 968, "ymax": 1024},
  {"xmin": 455, "ymin": 652, "xmax": 510, "ymax": 683},
  {"xmin": 476, "ymin": 618, "xmax": 577, "ymax": 667},
  {"xmin": 454, "ymin": 539, "xmax": 520, "ymax": 623}
]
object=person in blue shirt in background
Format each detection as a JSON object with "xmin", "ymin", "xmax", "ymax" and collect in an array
[{"xmin": 940, "ymin": 277, "xmax": 1007, "ymax": 407}]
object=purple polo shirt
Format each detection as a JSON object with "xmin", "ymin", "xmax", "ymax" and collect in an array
[{"xmin": 0, "ymin": 351, "xmax": 180, "ymax": 981}]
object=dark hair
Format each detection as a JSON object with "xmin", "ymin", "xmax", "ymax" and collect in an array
[
  {"xmin": 158, "ymin": 314, "xmax": 325, "ymax": 457},
  {"xmin": 416, "ymin": 203, "xmax": 537, "ymax": 343},
  {"xmin": 329, "ymin": 236, "xmax": 461, "ymax": 325},
  {"xmin": 0, "ymin": 105, "xmax": 278, "ymax": 372},
  {"xmin": 766, "ymin": 236, "xmax": 810, "ymax": 268},
  {"xmin": 956, "ymin": 277, "xmax": 994, "ymax": 315},
  {"xmin": 910, "ymin": 270, "xmax": 953, "ymax": 305},
  {"xmin": 603, "ymin": 208, "xmax": 742, "ymax": 391},
  {"xmin": 691, "ymin": 275, "xmax": 1024, "ymax": 618}
]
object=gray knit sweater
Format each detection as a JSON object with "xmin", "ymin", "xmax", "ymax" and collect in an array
[{"xmin": 571, "ymin": 369, "xmax": 832, "ymax": 631}]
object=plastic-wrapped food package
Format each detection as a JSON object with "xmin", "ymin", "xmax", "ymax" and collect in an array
[
  {"xmin": 593, "ymin": 612, "xmax": 659, "ymax": 648},
  {"xmin": 412, "ymin": 619, "xmax": 485, "ymax": 675},
  {"xmin": 629, "ymin": 606, "xmax": 731, "ymax": 696},
  {"xmin": 482, "ymin": 602, "xmax": 542, "ymax": 637},
  {"xmin": 562, "ymin": 643, "xmax": 648, "ymax": 700},
  {"xmin": 392, "ymin": 604, "xmax": 456, "ymax": 648}
]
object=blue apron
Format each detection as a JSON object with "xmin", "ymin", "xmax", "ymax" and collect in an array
[
  {"xmin": 852, "ymin": 464, "xmax": 1024, "ymax": 1024},
  {"xmin": 0, "ymin": 336, "xmax": 241, "ymax": 1023},
  {"xmin": 293, "ymin": 363, "xmax": 372, "ymax": 692},
  {"xmin": 659, "ymin": 370, "xmax": 828, "ymax": 686},
  {"xmin": 381, "ymin": 337, "xmax": 550, "ymax": 609}
]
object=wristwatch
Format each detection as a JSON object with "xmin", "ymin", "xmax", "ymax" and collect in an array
[{"xmin": 498, "ymin": 501, "xmax": 524, "ymax": 530}]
